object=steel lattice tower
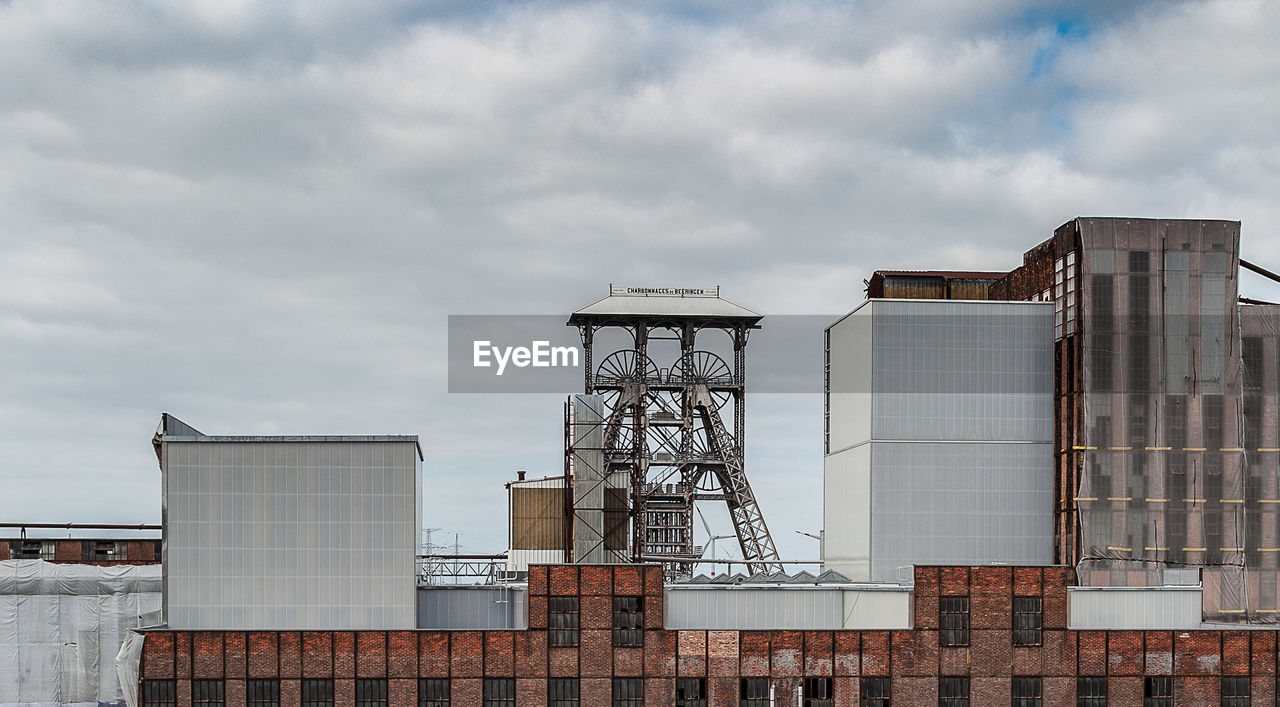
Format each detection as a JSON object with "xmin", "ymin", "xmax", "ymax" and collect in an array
[{"xmin": 566, "ymin": 286, "xmax": 782, "ymax": 577}]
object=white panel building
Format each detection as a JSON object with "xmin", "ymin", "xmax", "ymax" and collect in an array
[
  {"xmin": 156, "ymin": 415, "xmax": 422, "ymax": 630},
  {"xmin": 823, "ymin": 299, "xmax": 1055, "ymax": 582}
]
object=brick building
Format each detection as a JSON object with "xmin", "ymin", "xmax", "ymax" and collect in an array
[
  {"xmin": 1, "ymin": 537, "xmax": 162, "ymax": 565},
  {"xmin": 137, "ymin": 563, "xmax": 1276, "ymax": 706}
]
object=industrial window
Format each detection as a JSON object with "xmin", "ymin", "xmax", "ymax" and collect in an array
[
  {"xmin": 860, "ymin": 677, "xmax": 890, "ymax": 707},
  {"xmin": 1128, "ymin": 334, "xmax": 1150, "ymax": 391},
  {"xmin": 802, "ymin": 677, "xmax": 833, "ymax": 707},
  {"xmin": 1129, "ymin": 250, "xmax": 1149, "ymax": 273},
  {"xmin": 1221, "ymin": 676, "xmax": 1248, "ymax": 706},
  {"xmin": 10, "ymin": 540, "xmax": 41, "ymax": 559},
  {"xmin": 83, "ymin": 540, "xmax": 127, "ymax": 562},
  {"xmin": 302, "ymin": 679, "xmax": 334, "ymax": 707},
  {"xmin": 939, "ymin": 677, "xmax": 969, "ymax": 707},
  {"xmin": 1204, "ymin": 395, "xmax": 1225, "ymax": 452},
  {"xmin": 1244, "ymin": 336, "xmax": 1265, "ymax": 391},
  {"xmin": 1245, "ymin": 396, "xmax": 1263, "ymax": 451},
  {"xmin": 1013, "ymin": 597, "xmax": 1043, "ymax": 646},
  {"xmin": 548, "ymin": 678, "xmax": 578, "ymax": 707},
  {"xmin": 141, "ymin": 680, "xmax": 176, "ymax": 707},
  {"xmin": 355, "ymin": 679, "xmax": 387, "ymax": 707},
  {"xmin": 1129, "ymin": 396, "xmax": 1148, "ymax": 447},
  {"xmin": 1144, "ymin": 676, "xmax": 1172, "ymax": 707},
  {"xmin": 192, "ymin": 680, "xmax": 225, "ymax": 707},
  {"xmin": 40, "ymin": 541, "xmax": 56, "ymax": 561},
  {"xmin": 741, "ymin": 678, "xmax": 770, "ymax": 707},
  {"xmin": 939, "ymin": 597, "xmax": 970, "ymax": 646},
  {"xmin": 1076, "ymin": 677, "xmax": 1106, "ymax": 707},
  {"xmin": 676, "ymin": 678, "xmax": 706, "ymax": 707},
  {"xmin": 1012, "ymin": 677, "xmax": 1042, "ymax": 707},
  {"xmin": 613, "ymin": 596, "xmax": 644, "ymax": 646},
  {"xmin": 549, "ymin": 596, "xmax": 580, "ymax": 646},
  {"xmin": 483, "ymin": 678, "xmax": 515, "ymax": 706},
  {"xmin": 612, "ymin": 677, "xmax": 643, "ymax": 706},
  {"xmin": 247, "ymin": 680, "xmax": 279, "ymax": 707},
  {"xmin": 419, "ymin": 678, "xmax": 449, "ymax": 707}
]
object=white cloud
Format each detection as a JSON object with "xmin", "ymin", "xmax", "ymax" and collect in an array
[{"xmin": 1, "ymin": 0, "xmax": 1276, "ymax": 561}]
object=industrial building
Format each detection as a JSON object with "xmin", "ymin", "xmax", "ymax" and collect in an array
[
  {"xmin": 11, "ymin": 216, "xmax": 1280, "ymax": 705},
  {"xmin": 847, "ymin": 218, "xmax": 1279, "ymax": 624}
]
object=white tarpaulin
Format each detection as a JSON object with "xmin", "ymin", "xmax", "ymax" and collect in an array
[{"xmin": 0, "ymin": 560, "xmax": 161, "ymax": 707}]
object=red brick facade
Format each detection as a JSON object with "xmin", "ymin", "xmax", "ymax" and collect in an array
[
  {"xmin": 139, "ymin": 564, "xmax": 1280, "ymax": 706},
  {"xmin": 2, "ymin": 538, "xmax": 161, "ymax": 565}
]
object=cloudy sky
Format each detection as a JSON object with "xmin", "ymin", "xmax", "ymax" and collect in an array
[{"xmin": 3, "ymin": 0, "xmax": 1280, "ymax": 563}]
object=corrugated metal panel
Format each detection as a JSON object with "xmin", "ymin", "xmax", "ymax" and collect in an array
[
  {"xmin": 510, "ymin": 485, "xmax": 566, "ymax": 551},
  {"xmin": 416, "ymin": 586, "xmax": 528, "ymax": 630},
  {"xmin": 1068, "ymin": 586, "xmax": 1201, "ymax": 630},
  {"xmin": 665, "ymin": 586, "xmax": 911, "ymax": 630},
  {"xmin": 881, "ymin": 275, "xmax": 945, "ymax": 299}
]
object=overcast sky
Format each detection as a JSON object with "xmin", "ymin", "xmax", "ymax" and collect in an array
[{"xmin": 3, "ymin": 0, "xmax": 1280, "ymax": 563}]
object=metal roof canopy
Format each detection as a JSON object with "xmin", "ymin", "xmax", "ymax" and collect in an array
[{"xmin": 568, "ymin": 285, "xmax": 762, "ymax": 326}]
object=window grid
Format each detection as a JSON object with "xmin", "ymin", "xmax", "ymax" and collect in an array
[
  {"xmin": 613, "ymin": 596, "xmax": 644, "ymax": 647},
  {"xmin": 803, "ymin": 677, "xmax": 833, "ymax": 707},
  {"xmin": 1221, "ymin": 676, "xmax": 1248, "ymax": 707},
  {"xmin": 142, "ymin": 680, "xmax": 176, "ymax": 707},
  {"xmin": 939, "ymin": 677, "xmax": 969, "ymax": 707},
  {"xmin": 860, "ymin": 677, "xmax": 890, "ymax": 707},
  {"xmin": 1076, "ymin": 677, "xmax": 1106, "ymax": 707},
  {"xmin": 613, "ymin": 677, "xmax": 643, "ymax": 707},
  {"xmin": 1012, "ymin": 677, "xmax": 1042, "ymax": 707},
  {"xmin": 1144, "ymin": 676, "xmax": 1173, "ymax": 707},
  {"xmin": 355, "ymin": 679, "xmax": 387, "ymax": 707},
  {"xmin": 940, "ymin": 597, "xmax": 970, "ymax": 647},
  {"xmin": 247, "ymin": 679, "xmax": 280, "ymax": 707},
  {"xmin": 192, "ymin": 680, "xmax": 225, "ymax": 707},
  {"xmin": 419, "ymin": 678, "xmax": 449, "ymax": 707},
  {"xmin": 302, "ymin": 679, "xmax": 334, "ymax": 707},
  {"xmin": 741, "ymin": 678, "xmax": 770, "ymax": 707},
  {"xmin": 483, "ymin": 678, "xmax": 515, "ymax": 707},
  {"xmin": 549, "ymin": 678, "xmax": 579, "ymax": 707},
  {"xmin": 1013, "ymin": 597, "xmax": 1043, "ymax": 646},
  {"xmin": 676, "ymin": 678, "xmax": 706, "ymax": 707},
  {"xmin": 549, "ymin": 596, "xmax": 580, "ymax": 647}
]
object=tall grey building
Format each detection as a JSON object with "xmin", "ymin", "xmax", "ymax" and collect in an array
[
  {"xmin": 154, "ymin": 414, "xmax": 422, "ymax": 630},
  {"xmin": 822, "ymin": 299, "xmax": 1055, "ymax": 582}
]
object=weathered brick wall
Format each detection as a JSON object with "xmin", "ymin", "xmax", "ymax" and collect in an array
[{"xmin": 139, "ymin": 564, "xmax": 1280, "ymax": 707}]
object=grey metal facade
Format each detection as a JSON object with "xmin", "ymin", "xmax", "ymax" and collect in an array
[
  {"xmin": 823, "ymin": 300, "xmax": 1055, "ymax": 582},
  {"xmin": 416, "ymin": 585, "xmax": 528, "ymax": 630},
  {"xmin": 158, "ymin": 416, "xmax": 422, "ymax": 630}
]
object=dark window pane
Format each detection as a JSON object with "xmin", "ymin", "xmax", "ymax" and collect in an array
[
  {"xmin": 484, "ymin": 678, "xmax": 516, "ymax": 707},
  {"xmin": 613, "ymin": 678, "xmax": 643, "ymax": 707},
  {"xmin": 860, "ymin": 677, "xmax": 890, "ymax": 707},
  {"xmin": 302, "ymin": 680, "xmax": 334, "ymax": 707},
  {"xmin": 940, "ymin": 597, "xmax": 970, "ymax": 647},
  {"xmin": 940, "ymin": 677, "xmax": 969, "ymax": 707},
  {"xmin": 676, "ymin": 678, "xmax": 707, "ymax": 707},
  {"xmin": 193, "ymin": 680, "xmax": 225, "ymax": 707},
  {"xmin": 549, "ymin": 596, "xmax": 580, "ymax": 647},
  {"xmin": 741, "ymin": 678, "xmax": 770, "ymax": 707},
  {"xmin": 549, "ymin": 678, "xmax": 579, "ymax": 707},
  {"xmin": 142, "ymin": 680, "xmax": 177, "ymax": 707},
  {"xmin": 1221, "ymin": 676, "xmax": 1248, "ymax": 707},
  {"xmin": 803, "ymin": 677, "xmax": 833, "ymax": 707},
  {"xmin": 1144, "ymin": 676, "xmax": 1173, "ymax": 707},
  {"xmin": 1012, "ymin": 677, "xmax": 1042, "ymax": 707},
  {"xmin": 613, "ymin": 597, "xmax": 644, "ymax": 647},
  {"xmin": 420, "ymin": 678, "xmax": 450, "ymax": 707},
  {"xmin": 1077, "ymin": 677, "xmax": 1106, "ymax": 707},
  {"xmin": 1013, "ymin": 597, "xmax": 1043, "ymax": 646},
  {"xmin": 248, "ymin": 680, "xmax": 280, "ymax": 707},
  {"xmin": 356, "ymin": 679, "xmax": 387, "ymax": 707}
]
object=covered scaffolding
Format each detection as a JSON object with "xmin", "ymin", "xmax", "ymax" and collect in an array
[{"xmin": 0, "ymin": 559, "xmax": 162, "ymax": 705}]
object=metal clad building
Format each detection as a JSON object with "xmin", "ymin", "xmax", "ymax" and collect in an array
[
  {"xmin": 823, "ymin": 299, "xmax": 1055, "ymax": 582},
  {"xmin": 156, "ymin": 415, "xmax": 422, "ymax": 630}
]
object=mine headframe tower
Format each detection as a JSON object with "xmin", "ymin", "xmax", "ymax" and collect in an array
[{"xmin": 566, "ymin": 286, "xmax": 782, "ymax": 578}]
